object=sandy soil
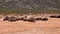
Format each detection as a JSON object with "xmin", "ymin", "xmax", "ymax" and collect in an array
[{"xmin": 0, "ymin": 15, "xmax": 60, "ymax": 34}]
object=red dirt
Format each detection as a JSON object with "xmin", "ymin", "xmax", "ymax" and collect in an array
[{"xmin": 0, "ymin": 15, "xmax": 60, "ymax": 34}]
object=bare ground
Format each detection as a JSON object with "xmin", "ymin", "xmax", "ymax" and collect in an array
[{"xmin": 0, "ymin": 15, "xmax": 60, "ymax": 34}]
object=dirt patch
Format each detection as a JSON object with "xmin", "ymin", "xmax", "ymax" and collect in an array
[{"xmin": 0, "ymin": 14, "xmax": 60, "ymax": 34}]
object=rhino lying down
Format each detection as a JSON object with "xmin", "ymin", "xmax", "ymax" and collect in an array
[
  {"xmin": 50, "ymin": 15, "xmax": 60, "ymax": 18},
  {"xmin": 3, "ymin": 16, "xmax": 18, "ymax": 22},
  {"xmin": 23, "ymin": 16, "xmax": 35, "ymax": 22}
]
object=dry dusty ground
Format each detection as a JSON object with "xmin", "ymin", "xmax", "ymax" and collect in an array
[{"xmin": 0, "ymin": 15, "xmax": 60, "ymax": 34}]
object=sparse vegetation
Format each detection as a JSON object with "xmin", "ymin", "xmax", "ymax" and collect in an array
[
  {"xmin": 0, "ymin": 0, "xmax": 60, "ymax": 15},
  {"xmin": 0, "ymin": 8, "xmax": 60, "ymax": 15}
]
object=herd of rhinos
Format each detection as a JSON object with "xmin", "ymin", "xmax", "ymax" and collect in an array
[{"xmin": 3, "ymin": 14, "xmax": 60, "ymax": 22}]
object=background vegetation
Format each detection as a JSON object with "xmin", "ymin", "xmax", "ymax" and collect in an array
[
  {"xmin": 0, "ymin": 0, "xmax": 60, "ymax": 15},
  {"xmin": 0, "ymin": 8, "xmax": 60, "ymax": 15}
]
